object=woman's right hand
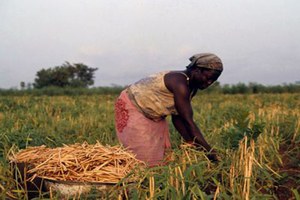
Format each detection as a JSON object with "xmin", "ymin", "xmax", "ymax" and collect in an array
[{"xmin": 207, "ymin": 150, "xmax": 221, "ymax": 162}]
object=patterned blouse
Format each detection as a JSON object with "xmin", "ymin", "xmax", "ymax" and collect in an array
[{"xmin": 126, "ymin": 71, "xmax": 178, "ymax": 121}]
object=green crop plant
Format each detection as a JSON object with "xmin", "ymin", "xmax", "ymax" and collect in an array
[{"xmin": 0, "ymin": 93, "xmax": 299, "ymax": 199}]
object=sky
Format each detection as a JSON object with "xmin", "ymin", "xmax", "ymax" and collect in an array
[{"xmin": 0, "ymin": 0, "xmax": 299, "ymax": 89}]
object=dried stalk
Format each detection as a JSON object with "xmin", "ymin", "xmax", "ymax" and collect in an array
[{"xmin": 10, "ymin": 142, "xmax": 145, "ymax": 183}]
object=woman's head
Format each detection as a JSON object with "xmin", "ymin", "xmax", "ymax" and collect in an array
[
  {"xmin": 187, "ymin": 53, "xmax": 223, "ymax": 72},
  {"xmin": 187, "ymin": 53, "xmax": 223, "ymax": 90}
]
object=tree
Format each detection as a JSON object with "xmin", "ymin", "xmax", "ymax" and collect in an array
[
  {"xmin": 20, "ymin": 82, "xmax": 25, "ymax": 90},
  {"xmin": 26, "ymin": 83, "xmax": 32, "ymax": 90},
  {"xmin": 33, "ymin": 62, "xmax": 98, "ymax": 89}
]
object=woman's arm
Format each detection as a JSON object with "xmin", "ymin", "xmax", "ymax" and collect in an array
[
  {"xmin": 171, "ymin": 114, "xmax": 194, "ymax": 143},
  {"xmin": 165, "ymin": 72, "xmax": 219, "ymax": 161},
  {"xmin": 164, "ymin": 72, "xmax": 213, "ymax": 151},
  {"xmin": 173, "ymin": 112, "xmax": 220, "ymax": 161},
  {"xmin": 172, "ymin": 85, "xmax": 212, "ymax": 152}
]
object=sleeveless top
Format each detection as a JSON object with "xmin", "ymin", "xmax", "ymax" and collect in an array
[{"xmin": 126, "ymin": 71, "xmax": 191, "ymax": 121}]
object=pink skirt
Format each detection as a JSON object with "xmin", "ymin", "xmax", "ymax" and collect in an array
[{"xmin": 114, "ymin": 90, "xmax": 171, "ymax": 167}]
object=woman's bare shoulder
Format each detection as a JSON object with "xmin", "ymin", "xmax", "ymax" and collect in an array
[{"xmin": 164, "ymin": 71, "xmax": 189, "ymax": 94}]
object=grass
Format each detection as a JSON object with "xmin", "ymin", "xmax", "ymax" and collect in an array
[{"xmin": 0, "ymin": 93, "xmax": 299, "ymax": 199}]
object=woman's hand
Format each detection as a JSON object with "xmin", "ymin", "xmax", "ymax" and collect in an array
[{"xmin": 207, "ymin": 150, "xmax": 221, "ymax": 162}]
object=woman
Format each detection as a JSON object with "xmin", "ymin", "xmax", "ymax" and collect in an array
[{"xmin": 115, "ymin": 53, "xmax": 223, "ymax": 166}]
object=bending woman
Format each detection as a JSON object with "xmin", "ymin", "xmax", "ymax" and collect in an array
[{"xmin": 115, "ymin": 53, "xmax": 223, "ymax": 166}]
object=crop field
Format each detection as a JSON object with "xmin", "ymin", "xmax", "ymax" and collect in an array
[{"xmin": 0, "ymin": 93, "xmax": 299, "ymax": 199}]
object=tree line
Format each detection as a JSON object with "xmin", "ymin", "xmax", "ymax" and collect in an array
[
  {"xmin": 1, "ymin": 62, "xmax": 300, "ymax": 95},
  {"xmin": 1, "ymin": 82, "xmax": 299, "ymax": 96},
  {"xmin": 204, "ymin": 81, "xmax": 300, "ymax": 94}
]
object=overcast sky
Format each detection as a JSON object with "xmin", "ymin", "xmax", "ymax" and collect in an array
[{"xmin": 0, "ymin": 0, "xmax": 299, "ymax": 89}]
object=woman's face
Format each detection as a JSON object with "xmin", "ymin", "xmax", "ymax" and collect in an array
[{"xmin": 192, "ymin": 68, "xmax": 221, "ymax": 90}]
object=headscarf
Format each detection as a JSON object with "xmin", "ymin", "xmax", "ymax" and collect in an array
[{"xmin": 187, "ymin": 53, "xmax": 223, "ymax": 72}]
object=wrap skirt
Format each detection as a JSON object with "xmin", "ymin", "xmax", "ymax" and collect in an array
[{"xmin": 114, "ymin": 90, "xmax": 171, "ymax": 166}]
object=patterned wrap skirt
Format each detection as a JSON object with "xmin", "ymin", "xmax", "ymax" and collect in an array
[{"xmin": 114, "ymin": 90, "xmax": 171, "ymax": 167}]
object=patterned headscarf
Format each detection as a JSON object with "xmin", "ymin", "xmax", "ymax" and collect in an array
[{"xmin": 187, "ymin": 53, "xmax": 223, "ymax": 72}]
